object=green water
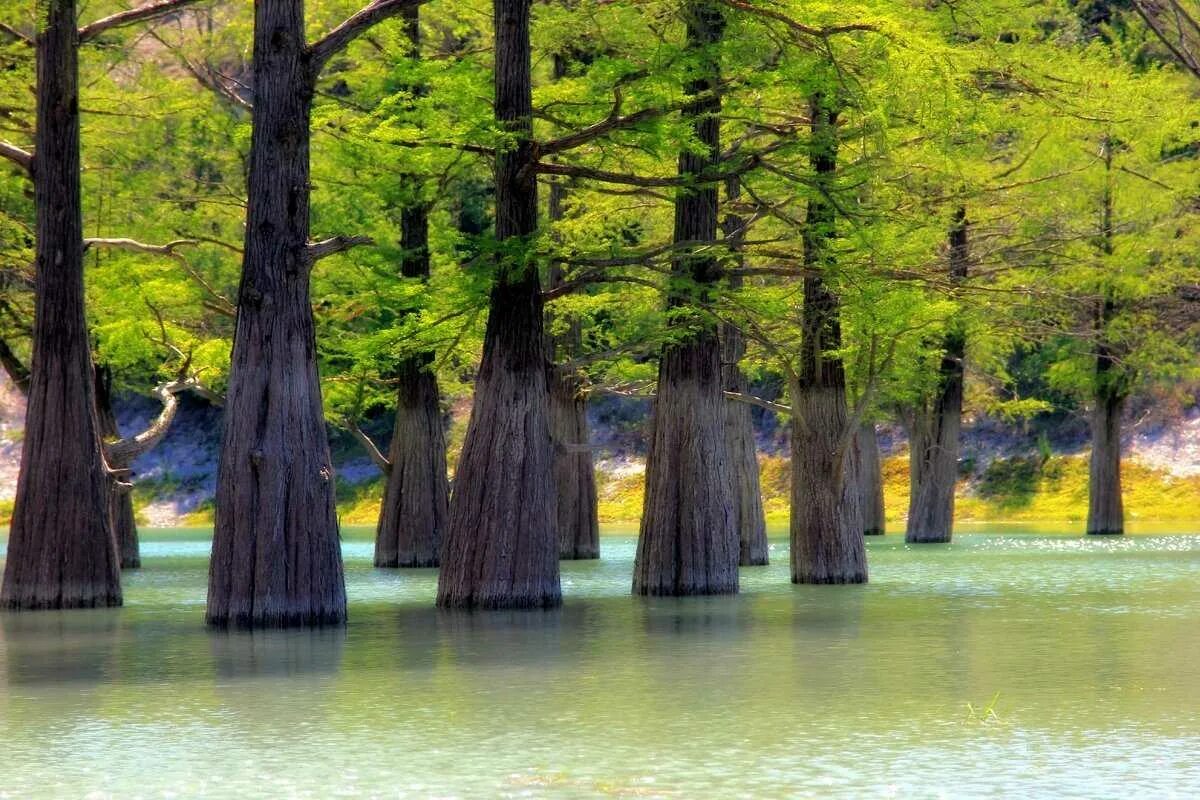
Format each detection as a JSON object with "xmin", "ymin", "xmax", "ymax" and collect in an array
[{"xmin": 2, "ymin": 526, "xmax": 1200, "ymax": 798}]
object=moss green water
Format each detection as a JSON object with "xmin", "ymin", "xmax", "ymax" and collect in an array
[{"xmin": 2, "ymin": 525, "xmax": 1200, "ymax": 797}]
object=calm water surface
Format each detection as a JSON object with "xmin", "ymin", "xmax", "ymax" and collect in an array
[{"xmin": 2, "ymin": 526, "xmax": 1200, "ymax": 798}]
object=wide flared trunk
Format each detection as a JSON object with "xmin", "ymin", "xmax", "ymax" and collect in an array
[
  {"xmin": 854, "ymin": 422, "xmax": 885, "ymax": 536},
  {"xmin": 1, "ymin": 0, "xmax": 122, "ymax": 610},
  {"xmin": 906, "ymin": 209, "xmax": 968, "ymax": 544},
  {"xmin": 790, "ymin": 94, "xmax": 866, "ymax": 585},
  {"xmin": 206, "ymin": 0, "xmax": 344, "ymax": 627},
  {"xmin": 1087, "ymin": 381, "xmax": 1125, "ymax": 535},
  {"xmin": 550, "ymin": 367, "xmax": 599, "ymax": 559},
  {"xmin": 635, "ymin": 335, "xmax": 738, "ymax": 594},
  {"xmin": 437, "ymin": 0, "xmax": 560, "ymax": 608},
  {"xmin": 634, "ymin": 2, "xmax": 737, "ymax": 596},
  {"xmin": 722, "ymin": 324, "xmax": 768, "ymax": 564},
  {"xmin": 95, "ymin": 367, "xmax": 140, "ymax": 568},
  {"xmin": 375, "ymin": 355, "xmax": 448, "ymax": 567}
]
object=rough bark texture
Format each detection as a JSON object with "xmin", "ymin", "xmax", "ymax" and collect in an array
[
  {"xmin": 1086, "ymin": 139, "xmax": 1127, "ymax": 536},
  {"xmin": 854, "ymin": 421, "xmax": 885, "ymax": 536},
  {"xmin": 545, "ymin": 49, "xmax": 599, "ymax": 561},
  {"xmin": 374, "ymin": 10, "xmax": 450, "ymax": 568},
  {"xmin": 634, "ymin": 2, "xmax": 738, "ymax": 596},
  {"xmin": 1, "ymin": 0, "xmax": 122, "ymax": 610},
  {"xmin": 906, "ymin": 208, "xmax": 968, "ymax": 544},
  {"xmin": 722, "ymin": 176, "xmax": 767, "ymax": 565},
  {"xmin": 436, "ymin": 0, "xmax": 560, "ymax": 609},
  {"xmin": 790, "ymin": 94, "xmax": 866, "ymax": 585},
  {"xmin": 206, "ymin": 0, "xmax": 345, "ymax": 627},
  {"xmin": 95, "ymin": 367, "xmax": 140, "ymax": 569},
  {"xmin": 1087, "ymin": 379, "xmax": 1125, "ymax": 535}
]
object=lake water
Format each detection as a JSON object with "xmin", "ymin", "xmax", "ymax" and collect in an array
[{"xmin": 2, "ymin": 525, "xmax": 1200, "ymax": 798}]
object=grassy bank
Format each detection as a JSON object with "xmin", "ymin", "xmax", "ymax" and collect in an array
[{"xmin": 122, "ymin": 452, "xmax": 1200, "ymax": 529}]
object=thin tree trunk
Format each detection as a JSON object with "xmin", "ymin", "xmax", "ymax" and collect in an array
[
  {"xmin": 790, "ymin": 93, "xmax": 866, "ymax": 585},
  {"xmin": 634, "ymin": 1, "xmax": 738, "ymax": 596},
  {"xmin": 855, "ymin": 421, "xmax": 885, "ymax": 536},
  {"xmin": 906, "ymin": 208, "xmax": 968, "ymax": 544},
  {"xmin": 374, "ymin": 8, "xmax": 449, "ymax": 568},
  {"xmin": 206, "ymin": 0, "xmax": 344, "ymax": 627},
  {"xmin": 1087, "ymin": 378, "xmax": 1125, "ymax": 535},
  {"xmin": 722, "ymin": 175, "xmax": 768, "ymax": 565},
  {"xmin": 1087, "ymin": 137, "xmax": 1126, "ymax": 536},
  {"xmin": 546, "ymin": 51, "xmax": 599, "ymax": 561},
  {"xmin": 1, "ymin": 0, "xmax": 122, "ymax": 610},
  {"xmin": 437, "ymin": 0, "xmax": 560, "ymax": 608},
  {"xmin": 95, "ymin": 366, "xmax": 140, "ymax": 568}
]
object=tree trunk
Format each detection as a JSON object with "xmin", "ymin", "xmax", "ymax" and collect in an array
[
  {"xmin": 790, "ymin": 94, "xmax": 866, "ymax": 585},
  {"xmin": 545, "ymin": 49, "xmax": 599, "ymax": 561},
  {"xmin": 374, "ymin": 9, "xmax": 450, "ymax": 568},
  {"xmin": 1087, "ymin": 139, "xmax": 1126, "ymax": 536},
  {"xmin": 1, "ymin": 0, "xmax": 122, "ymax": 610},
  {"xmin": 95, "ymin": 366, "xmax": 140, "ymax": 568},
  {"xmin": 436, "ymin": 0, "xmax": 560, "ymax": 608},
  {"xmin": 634, "ymin": 2, "xmax": 738, "ymax": 596},
  {"xmin": 854, "ymin": 421, "xmax": 885, "ymax": 536},
  {"xmin": 906, "ymin": 208, "xmax": 968, "ymax": 544},
  {"xmin": 206, "ymin": 0, "xmax": 344, "ymax": 627},
  {"xmin": 1087, "ymin": 385, "xmax": 1124, "ymax": 535},
  {"xmin": 722, "ymin": 175, "xmax": 768, "ymax": 565}
]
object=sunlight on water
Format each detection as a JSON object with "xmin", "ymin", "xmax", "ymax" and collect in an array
[{"xmin": 2, "ymin": 526, "xmax": 1200, "ymax": 797}]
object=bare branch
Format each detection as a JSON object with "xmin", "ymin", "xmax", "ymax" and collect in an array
[
  {"xmin": 84, "ymin": 237, "xmax": 196, "ymax": 255},
  {"xmin": 307, "ymin": 235, "xmax": 374, "ymax": 263},
  {"xmin": 0, "ymin": 141, "xmax": 33, "ymax": 176},
  {"xmin": 724, "ymin": 390, "xmax": 791, "ymax": 415},
  {"xmin": 79, "ymin": 0, "xmax": 204, "ymax": 43},
  {"xmin": 717, "ymin": 0, "xmax": 878, "ymax": 38},
  {"xmin": 308, "ymin": 0, "xmax": 426, "ymax": 77},
  {"xmin": 344, "ymin": 417, "xmax": 392, "ymax": 473},
  {"xmin": 104, "ymin": 378, "xmax": 194, "ymax": 466},
  {"xmin": 0, "ymin": 23, "xmax": 32, "ymax": 46}
]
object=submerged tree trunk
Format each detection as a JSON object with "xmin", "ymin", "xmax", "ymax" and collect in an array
[
  {"xmin": 95, "ymin": 367, "xmax": 140, "ymax": 569},
  {"xmin": 790, "ymin": 94, "xmax": 866, "ymax": 585},
  {"xmin": 634, "ymin": 2, "xmax": 737, "ymax": 596},
  {"xmin": 855, "ymin": 421, "xmax": 885, "ymax": 536},
  {"xmin": 545, "ymin": 50, "xmax": 599, "ymax": 561},
  {"xmin": 374, "ymin": 8, "xmax": 449, "ymax": 569},
  {"xmin": 437, "ymin": 0, "xmax": 560, "ymax": 608},
  {"xmin": 906, "ymin": 208, "xmax": 968, "ymax": 544},
  {"xmin": 206, "ymin": 0, "xmax": 344, "ymax": 627},
  {"xmin": 1087, "ymin": 377, "xmax": 1125, "ymax": 535},
  {"xmin": 722, "ymin": 176, "xmax": 768, "ymax": 565},
  {"xmin": 1087, "ymin": 138, "xmax": 1127, "ymax": 536},
  {"xmin": 1, "ymin": 0, "xmax": 122, "ymax": 610}
]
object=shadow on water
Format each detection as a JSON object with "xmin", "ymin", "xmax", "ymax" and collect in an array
[{"xmin": 209, "ymin": 626, "xmax": 346, "ymax": 681}]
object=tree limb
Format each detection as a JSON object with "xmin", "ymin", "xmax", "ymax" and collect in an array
[
  {"xmin": 344, "ymin": 417, "xmax": 392, "ymax": 474},
  {"xmin": 307, "ymin": 235, "xmax": 374, "ymax": 263},
  {"xmin": 79, "ymin": 0, "xmax": 204, "ymax": 43},
  {"xmin": 724, "ymin": 390, "xmax": 791, "ymax": 415},
  {"xmin": 0, "ymin": 23, "xmax": 32, "ymax": 46},
  {"xmin": 104, "ymin": 378, "xmax": 196, "ymax": 466},
  {"xmin": 0, "ymin": 141, "xmax": 33, "ymax": 176},
  {"xmin": 308, "ymin": 0, "xmax": 427, "ymax": 77},
  {"xmin": 84, "ymin": 237, "xmax": 196, "ymax": 254}
]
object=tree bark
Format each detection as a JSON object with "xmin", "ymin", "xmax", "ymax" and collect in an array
[
  {"xmin": 436, "ymin": 0, "xmax": 560, "ymax": 608},
  {"xmin": 633, "ymin": 2, "xmax": 738, "ymax": 596},
  {"xmin": 95, "ymin": 366, "xmax": 140, "ymax": 569},
  {"xmin": 1087, "ymin": 376, "xmax": 1125, "ymax": 535},
  {"xmin": 546, "ymin": 50, "xmax": 599, "ymax": 561},
  {"xmin": 722, "ymin": 176, "xmax": 768, "ymax": 565},
  {"xmin": 854, "ymin": 421, "xmax": 885, "ymax": 536},
  {"xmin": 1, "ymin": 0, "xmax": 122, "ymax": 610},
  {"xmin": 206, "ymin": 0, "xmax": 344, "ymax": 627},
  {"xmin": 1086, "ymin": 138, "xmax": 1127, "ymax": 536},
  {"xmin": 905, "ymin": 208, "xmax": 968, "ymax": 544},
  {"xmin": 790, "ymin": 93, "xmax": 866, "ymax": 585},
  {"xmin": 373, "ymin": 8, "xmax": 450, "ymax": 569}
]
